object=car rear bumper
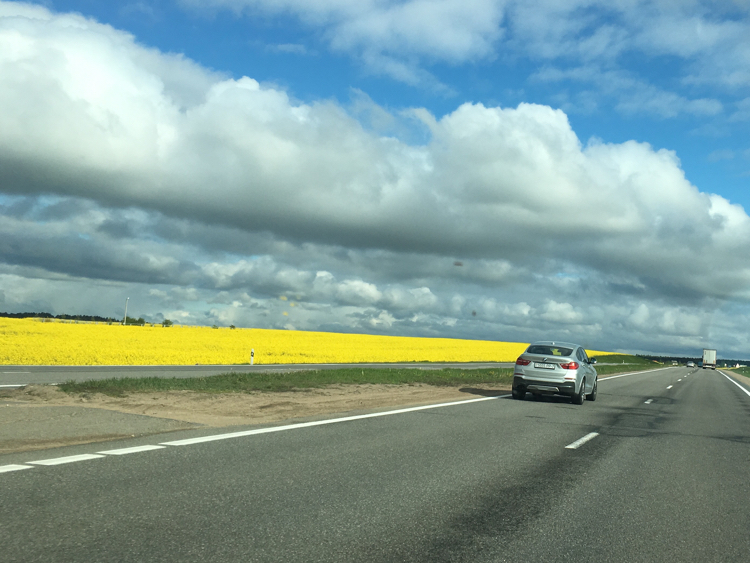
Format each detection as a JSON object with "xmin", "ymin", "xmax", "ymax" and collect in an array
[{"xmin": 513, "ymin": 375, "xmax": 576, "ymax": 396}]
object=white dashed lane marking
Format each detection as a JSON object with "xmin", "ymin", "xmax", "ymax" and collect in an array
[
  {"xmin": 3, "ymin": 366, "xmax": 704, "ymax": 476},
  {"xmin": 98, "ymin": 445, "xmax": 166, "ymax": 456},
  {"xmin": 28, "ymin": 454, "xmax": 104, "ymax": 466},
  {"xmin": 2, "ymin": 395, "xmax": 508, "ymax": 474},
  {"xmin": 0, "ymin": 464, "xmax": 33, "ymax": 473},
  {"xmin": 565, "ymin": 432, "xmax": 599, "ymax": 450}
]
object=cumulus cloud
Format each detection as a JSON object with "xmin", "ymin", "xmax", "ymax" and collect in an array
[
  {"xmin": 183, "ymin": 0, "xmax": 505, "ymax": 65},
  {"xmin": 2, "ymin": 3, "xmax": 750, "ymax": 354},
  {"xmin": 180, "ymin": 0, "xmax": 750, "ymax": 119}
]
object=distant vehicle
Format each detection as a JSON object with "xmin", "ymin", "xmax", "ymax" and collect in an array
[
  {"xmin": 512, "ymin": 341, "xmax": 598, "ymax": 405},
  {"xmin": 672, "ymin": 360, "xmax": 678, "ymax": 365},
  {"xmin": 687, "ymin": 361, "xmax": 695, "ymax": 367},
  {"xmin": 702, "ymin": 349, "xmax": 717, "ymax": 370}
]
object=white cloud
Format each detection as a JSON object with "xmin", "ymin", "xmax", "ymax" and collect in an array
[
  {"xmin": 185, "ymin": 0, "xmax": 505, "ymax": 62},
  {"xmin": 540, "ymin": 300, "xmax": 583, "ymax": 324},
  {"xmin": 336, "ymin": 279, "xmax": 382, "ymax": 305},
  {"xmin": 266, "ymin": 43, "xmax": 309, "ymax": 55},
  {"xmin": 616, "ymin": 90, "xmax": 723, "ymax": 118},
  {"xmin": 534, "ymin": 66, "xmax": 725, "ymax": 119},
  {"xmin": 708, "ymin": 149, "xmax": 736, "ymax": 162},
  {"xmin": 177, "ymin": 0, "xmax": 750, "ymax": 125},
  {"xmin": 628, "ymin": 303, "xmax": 650, "ymax": 328},
  {"xmin": 3, "ymin": 3, "xmax": 750, "ymax": 354},
  {"xmin": 181, "ymin": 0, "xmax": 505, "ymax": 86},
  {"xmin": 730, "ymin": 97, "xmax": 750, "ymax": 122}
]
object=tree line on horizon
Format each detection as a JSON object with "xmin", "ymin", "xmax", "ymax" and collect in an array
[
  {"xmin": 0, "ymin": 311, "xmax": 121, "ymax": 323},
  {"xmin": 640, "ymin": 354, "xmax": 747, "ymax": 366}
]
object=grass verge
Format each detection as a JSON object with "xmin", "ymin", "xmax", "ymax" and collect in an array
[
  {"xmin": 57, "ymin": 354, "xmax": 657, "ymax": 396},
  {"xmin": 58, "ymin": 367, "xmax": 516, "ymax": 396},
  {"xmin": 594, "ymin": 355, "xmax": 661, "ymax": 376},
  {"xmin": 727, "ymin": 366, "xmax": 750, "ymax": 378}
]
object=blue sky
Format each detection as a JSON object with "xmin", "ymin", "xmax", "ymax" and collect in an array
[
  {"xmin": 52, "ymin": 0, "xmax": 748, "ymax": 203},
  {"xmin": 1, "ymin": 0, "xmax": 749, "ymax": 357}
]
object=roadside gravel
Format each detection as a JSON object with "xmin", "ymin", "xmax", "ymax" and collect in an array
[{"xmin": 0, "ymin": 383, "xmax": 509, "ymax": 454}]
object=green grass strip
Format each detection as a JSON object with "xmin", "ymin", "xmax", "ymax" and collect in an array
[
  {"xmin": 57, "ymin": 354, "xmax": 656, "ymax": 396},
  {"xmin": 729, "ymin": 366, "xmax": 750, "ymax": 378},
  {"xmin": 59, "ymin": 367, "xmax": 516, "ymax": 396}
]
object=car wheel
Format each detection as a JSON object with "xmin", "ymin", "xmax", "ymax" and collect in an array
[
  {"xmin": 586, "ymin": 378, "xmax": 597, "ymax": 401},
  {"xmin": 512, "ymin": 387, "xmax": 525, "ymax": 400},
  {"xmin": 572, "ymin": 378, "xmax": 585, "ymax": 405}
]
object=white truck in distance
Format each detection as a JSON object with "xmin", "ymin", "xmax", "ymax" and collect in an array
[{"xmin": 702, "ymin": 349, "xmax": 717, "ymax": 370}]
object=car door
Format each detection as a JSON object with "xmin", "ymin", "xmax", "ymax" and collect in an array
[{"xmin": 578, "ymin": 347, "xmax": 595, "ymax": 392}]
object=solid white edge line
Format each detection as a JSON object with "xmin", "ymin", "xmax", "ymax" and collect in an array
[
  {"xmin": 161, "ymin": 395, "xmax": 509, "ymax": 447},
  {"xmin": 565, "ymin": 432, "xmax": 599, "ymax": 449},
  {"xmin": 98, "ymin": 445, "xmax": 166, "ymax": 456},
  {"xmin": 719, "ymin": 371, "xmax": 750, "ymax": 398},
  {"xmin": 0, "ymin": 384, "xmax": 26, "ymax": 388},
  {"xmin": 28, "ymin": 454, "xmax": 105, "ymax": 466},
  {"xmin": 1, "ymin": 395, "xmax": 510, "ymax": 474},
  {"xmin": 0, "ymin": 464, "xmax": 33, "ymax": 473}
]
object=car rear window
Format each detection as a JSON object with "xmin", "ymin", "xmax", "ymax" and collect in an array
[{"xmin": 526, "ymin": 345, "xmax": 573, "ymax": 356}]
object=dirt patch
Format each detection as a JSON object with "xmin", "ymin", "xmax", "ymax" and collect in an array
[{"xmin": 1, "ymin": 383, "xmax": 509, "ymax": 426}]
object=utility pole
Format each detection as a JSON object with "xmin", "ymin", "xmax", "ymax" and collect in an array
[{"xmin": 123, "ymin": 297, "xmax": 129, "ymax": 325}]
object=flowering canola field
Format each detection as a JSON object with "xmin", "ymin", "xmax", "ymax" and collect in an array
[{"xmin": 0, "ymin": 318, "xmax": 610, "ymax": 366}]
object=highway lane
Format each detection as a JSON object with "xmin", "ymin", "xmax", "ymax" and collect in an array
[
  {"xmin": 2, "ymin": 367, "xmax": 750, "ymax": 562},
  {"xmin": 0, "ymin": 362, "xmax": 514, "ymax": 386}
]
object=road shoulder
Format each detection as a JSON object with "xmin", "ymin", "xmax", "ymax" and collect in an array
[{"xmin": 1, "ymin": 383, "xmax": 509, "ymax": 454}]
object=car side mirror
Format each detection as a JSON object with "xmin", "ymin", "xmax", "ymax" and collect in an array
[{"xmin": 590, "ymin": 358, "xmax": 597, "ymax": 364}]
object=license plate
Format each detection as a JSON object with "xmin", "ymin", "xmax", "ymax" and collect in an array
[{"xmin": 534, "ymin": 362, "xmax": 556, "ymax": 370}]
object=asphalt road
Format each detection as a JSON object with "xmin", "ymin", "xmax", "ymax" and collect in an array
[
  {"xmin": 0, "ymin": 362, "xmax": 515, "ymax": 387},
  {"xmin": 2, "ymin": 366, "xmax": 750, "ymax": 562}
]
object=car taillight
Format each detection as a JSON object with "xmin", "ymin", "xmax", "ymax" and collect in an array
[
  {"xmin": 560, "ymin": 361, "xmax": 579, "ymax": 370},
  {"xmin": 516, "ymin": 357, "xmax": 531, "ymax": 366}
]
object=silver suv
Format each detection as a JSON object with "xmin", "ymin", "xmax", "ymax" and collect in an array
[{"xmin": 512, "ymin": 341, "xmax": 597, "ymax": 405}]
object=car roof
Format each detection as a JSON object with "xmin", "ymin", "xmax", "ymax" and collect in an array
[{"xmin": 530, "ymin": 341, "xmax": 581, "ymax": 349}]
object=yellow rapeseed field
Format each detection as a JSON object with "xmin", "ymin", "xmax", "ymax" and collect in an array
[{"xmin": 0, "ymin": 317, "xmax": 610, "ymax": 366}]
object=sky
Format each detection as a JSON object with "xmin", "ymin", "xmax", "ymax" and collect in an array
[{"xmin": 1, "ymin": 0, "xmax": 749, "ymax": 357}]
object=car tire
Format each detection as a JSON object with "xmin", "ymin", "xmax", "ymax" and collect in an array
[
  {"xmin": 512, "ymin": 388, "xmax": 525, "ymax": 400},
  {"xmin": 586, "ymin": 378, "xmax": 597, "ymax": 401},
  {"xmin": 572, "ymin": 378, "xmax": 585, "ymax": 405}
]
